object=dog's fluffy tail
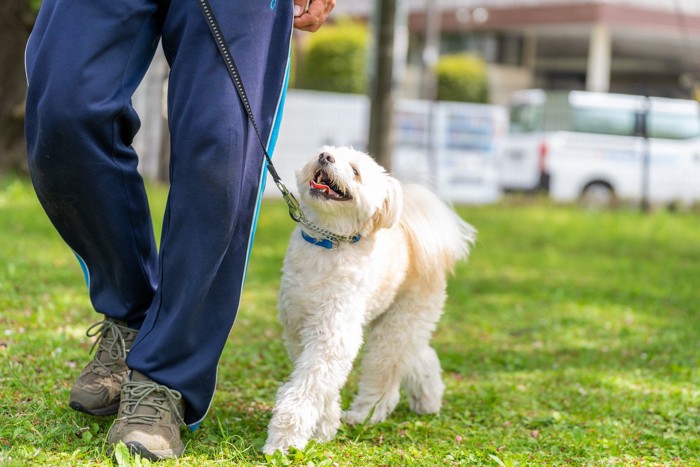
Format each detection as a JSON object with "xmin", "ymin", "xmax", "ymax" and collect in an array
[{"xmin": 399, "ymin": 183, "xmax": 476, "ymax": 278}]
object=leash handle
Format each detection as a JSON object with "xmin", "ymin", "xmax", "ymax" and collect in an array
[{"xmin": 196, "ymin": 0, "xmax": 305, "ymax": 224}]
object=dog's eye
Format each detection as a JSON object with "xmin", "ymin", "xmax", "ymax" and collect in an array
[{"xmin": 351, "ymin": 165, "xmax": 360, "ymax": 178}]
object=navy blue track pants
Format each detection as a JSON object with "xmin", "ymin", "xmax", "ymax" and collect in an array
[{"xmin": 25, "ymin": 0, "xmax": 293, "ymax": 428}]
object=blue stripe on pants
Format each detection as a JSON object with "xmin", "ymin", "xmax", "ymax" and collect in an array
[{"xmin": 25, "ymin": 0, "xmax": 293, "ymax": 426}]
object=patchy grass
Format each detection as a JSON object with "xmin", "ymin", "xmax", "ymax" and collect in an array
[{"xmin": 1, "ymin": 176, "xmax": 699, "ymax": 466}]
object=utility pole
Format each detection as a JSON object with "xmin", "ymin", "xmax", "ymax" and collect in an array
[
  {"xmin": 422, "ymin": 0, "xmax": 442, "ymax": 190},
  {"xmin": 368, "ymin": 0, "xmax": 398, "ymax": 170},
  {"xmin": 636, "ymin": 97, "xmax": 651, "ymax": 213},
  {"xmin": 422, "ymin": 0, "xmax": 441, "ymax": 101}
]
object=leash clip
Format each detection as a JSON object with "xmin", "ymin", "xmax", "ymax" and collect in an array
[{"xmin": 275, "ymin": 179, "xmax": 304, "ymax": 223}]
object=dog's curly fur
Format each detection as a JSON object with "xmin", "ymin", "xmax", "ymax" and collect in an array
[{"xmin": 263, "ymin": 146, "xmax": 476, "ymax": 455}]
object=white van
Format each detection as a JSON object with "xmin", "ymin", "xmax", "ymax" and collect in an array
[{"xmin": 498, "ymin": 89, "xmax": 700, "ymax": 206}]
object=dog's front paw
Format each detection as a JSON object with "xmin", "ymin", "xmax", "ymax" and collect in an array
[
  {"xmin": 312, "ymin": 399, "xmax": 342, "ymax": 442},
  {"xmin": 262, "ymin": 442, "xmax": 282, "ymax": 456},
  {"xmin": 313, "ymin": 419, "xmax": 340, "ymax": 443},
  {"xmin": 264, "ymin": 413, "xmax": 313, "ymax": 455},
  {"xmin": 262, "ymin": 434, "xmax": 308, "ymax": 456}
]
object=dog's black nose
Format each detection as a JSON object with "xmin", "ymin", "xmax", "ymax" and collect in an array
[{"xmin": 319, "ymin": 152, "xmax": 335, "ymax": 165}]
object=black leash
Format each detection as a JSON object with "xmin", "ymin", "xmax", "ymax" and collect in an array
[
  {"xmin": 196, "ymin": 0, "xmax": 364, "ymax": 247},
  {"xmin": 196, "ymin": 0, "xmax": 304, "ymax": 223}
]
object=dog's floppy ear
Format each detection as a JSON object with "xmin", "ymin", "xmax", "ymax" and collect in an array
[{"xmin": 368, "ymin": 175, "xmax": 403, "ymax": 235}]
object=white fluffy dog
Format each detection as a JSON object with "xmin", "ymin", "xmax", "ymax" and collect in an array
[{"xmin": 263, "ymin": 146, "xmax": 475, "ymax": 455}]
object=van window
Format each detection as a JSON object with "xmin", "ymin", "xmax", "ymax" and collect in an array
[
  {"xmin": 571, "ymin": 107, "xmax": 636, "ymax": 137},
  {"xmin": 647, "ymin": 112, "xmax": 700, "ymax": 140},
  {"xmin": 508, "ymin": 90, "xmax": 700, "ymax": 139},
  {"xmin": 510, "ymin": 104, "xmax": 542, "ymax": 133}
]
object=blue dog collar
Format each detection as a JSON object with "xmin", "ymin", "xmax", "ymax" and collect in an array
[{"xmin": 301, "ymin": 230, "xmax": 361, "ymax": 249}]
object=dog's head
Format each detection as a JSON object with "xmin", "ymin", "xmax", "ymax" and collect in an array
[{"xmin": 295, "ymin": 146, "xmax": 403, "ymax": 238}]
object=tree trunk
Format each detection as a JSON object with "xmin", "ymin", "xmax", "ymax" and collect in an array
[
  {"xmin": 367, "ymin": 0, "xmax": 397, "ymax": 171},
  {"xmin": 0, "ymin": 0, "xmax": 36, "ymax": 174}
]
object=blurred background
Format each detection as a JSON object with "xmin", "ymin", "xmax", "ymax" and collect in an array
[{"xmin": 2, "ymin": 0, "xmax": 699, "ymax": 209}]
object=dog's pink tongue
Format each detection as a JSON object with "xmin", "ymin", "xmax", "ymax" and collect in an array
[{"xmin": 310, "ymin": 179, "xmax": 331, "ymax": 195}]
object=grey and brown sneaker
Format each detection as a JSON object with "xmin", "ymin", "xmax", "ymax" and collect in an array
[
  {"xmin": 107, "ymin": 371, "xmax": 186, "ymax": 460},
  {"xmin": 69, "ymin": 318, "xmax": 138, "ymax": 416}
]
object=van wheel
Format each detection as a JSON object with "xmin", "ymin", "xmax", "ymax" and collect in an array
[{"xmin": 581, "ymin": 182, "xmax": 615, "ymax": 209}]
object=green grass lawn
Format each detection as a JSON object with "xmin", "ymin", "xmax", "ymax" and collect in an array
[{"xmin": 1, "ymin": 176, "xmax": 699, "ymax": 466}]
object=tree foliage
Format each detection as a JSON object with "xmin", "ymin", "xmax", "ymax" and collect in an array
[
  {"xmin": 436, "ymin": 53, "xmax": 489, "ymax": 103},
  {"xmin": 296, "ymin": 19, "xmax": 368, "ymax": 95}
]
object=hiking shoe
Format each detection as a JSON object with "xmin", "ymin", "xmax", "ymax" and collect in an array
[
  {"xmin": 69, "ymin": 318, "xmax": 138, "ymax": 416},
  {"xmin": 108, "ymin": 371, "xmax": 186, "ymax": 460}
]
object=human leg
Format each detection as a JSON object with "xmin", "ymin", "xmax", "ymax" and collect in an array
[
  {"xmin": 25, "ymin": 0, "xmax": 168, "ymax": 414},
  {"xmin": 123, "ymin": 0, "xmax": 293, "ymax": 429},
  {"xmin": 25, "ymin": 0, "xmax": 166, "ymax": 326}
]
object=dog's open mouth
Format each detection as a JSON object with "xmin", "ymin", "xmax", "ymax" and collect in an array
[{"xmin": 309, "ymin": 170, "xmax": 352, "ymax": 201}]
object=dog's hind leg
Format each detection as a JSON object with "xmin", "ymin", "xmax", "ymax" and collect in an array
[
  {"xmin": 402, "ymin": 343, "xmax": 445, "ymax": 415},
  {"xmin": 344, "ymin": 291, "xmax": 445, "ymax": 425}
]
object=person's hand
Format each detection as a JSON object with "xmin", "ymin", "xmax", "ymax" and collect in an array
[{"xmin": 293, "ymin": 0, "xmax": 336, "ymax": 32}]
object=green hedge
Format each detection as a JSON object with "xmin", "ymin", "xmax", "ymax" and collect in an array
[
  {"xmin": 297, "ymin": 20, "xmax": 368, "ymax": 94},
  {"xmin": 436, "ymin": 53, "xmax": 489, "ymax": 103}
]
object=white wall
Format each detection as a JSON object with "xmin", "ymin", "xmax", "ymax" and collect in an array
[
  {"xmin": 268, "ymin": 90, "xmax": 506, "ymax": 204},
  {"xmin": 133, "ymin": 82, "xmax": 506, "ymax": 204}
]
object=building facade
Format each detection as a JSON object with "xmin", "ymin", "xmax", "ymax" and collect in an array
[{"xmin": 334, "ymin": 0, "xmax": 700, "ymax": 103}]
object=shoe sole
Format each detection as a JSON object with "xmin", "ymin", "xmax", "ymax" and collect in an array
[
  {"xmin": 69, "ymin": 400, "xmax": 120, "ymax": 416},
  {"xmin": 123, "ymin": 441, "xmax": 184, "ymax": 460}
]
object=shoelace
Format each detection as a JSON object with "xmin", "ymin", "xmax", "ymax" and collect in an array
[
  {"xmin": 119, "ymin": 381, "xmax": 184, "ymax": 425},
  {"xmin": 86, "ymin": 320, "xmax": 134, "ymax": 373}
]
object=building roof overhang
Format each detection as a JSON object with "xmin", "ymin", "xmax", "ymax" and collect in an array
[{"xmin": 414, "ymin": 3, "xmax": 700, "ymax": 38}]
